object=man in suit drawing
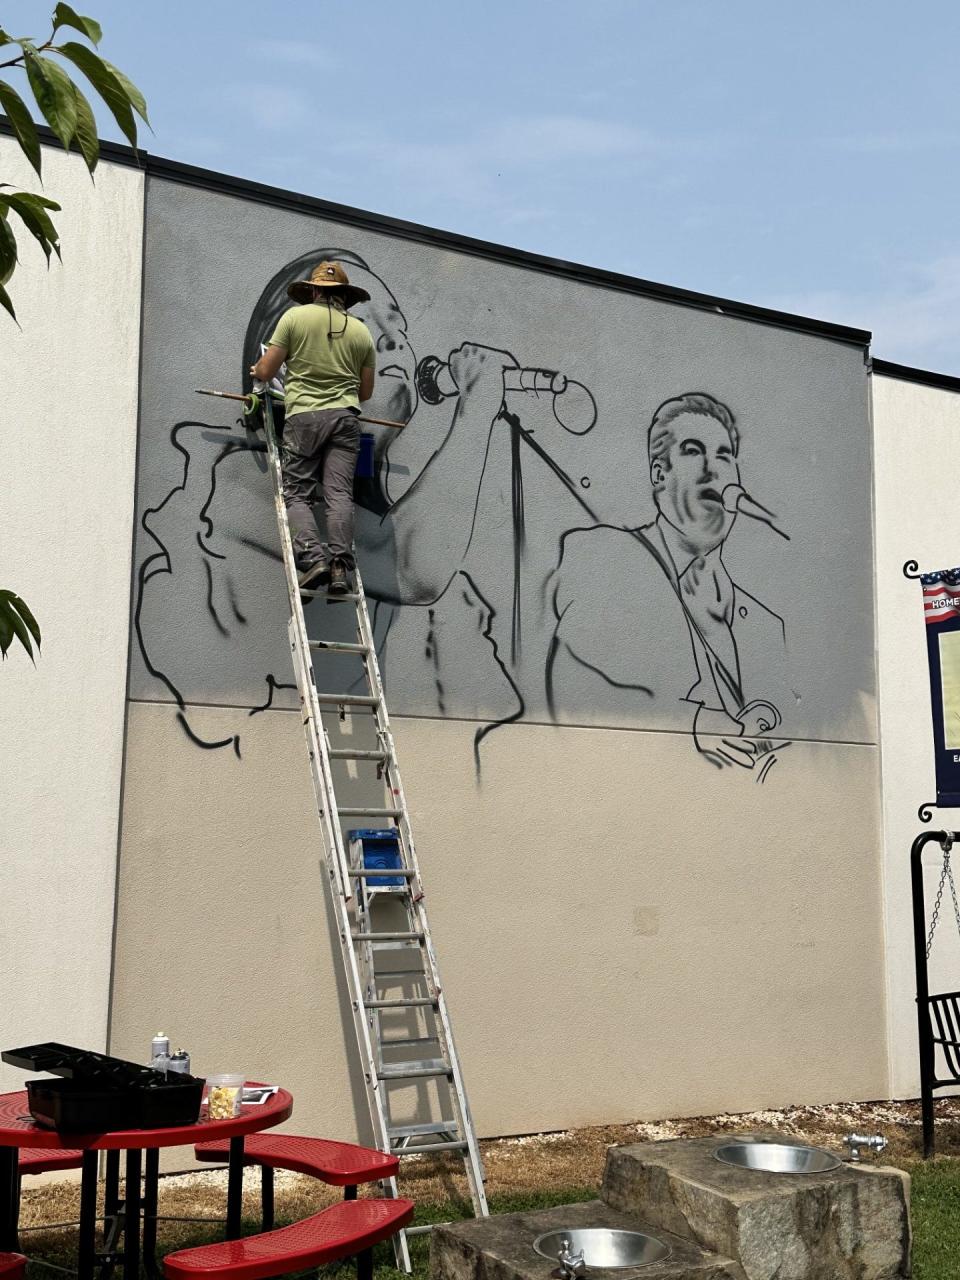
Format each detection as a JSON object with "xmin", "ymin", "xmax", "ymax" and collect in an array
[{"xmin": 546, "ymin": 392, "xmax": 789, "ymax": 773}]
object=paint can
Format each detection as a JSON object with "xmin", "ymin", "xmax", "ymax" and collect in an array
[
  {"xmin": 167, "ymin": 1050, "xmax": 191, "ymax": 1075},
  {"xmin": 356, "ymin": 432, "xmax": 375, "ymax": 478},
  {"xmin": 150, "ymin": 1033, "xmax": 170, "ymax": 1068}
]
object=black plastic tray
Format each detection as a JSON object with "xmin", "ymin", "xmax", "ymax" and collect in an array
[
  {"xmin": 26, "ymin": 1077, "xmax": 204, "ymax": 1132},
  {"xmin": 2, "ymin": 1042, "xmax": 205, "ymax": 1133}
]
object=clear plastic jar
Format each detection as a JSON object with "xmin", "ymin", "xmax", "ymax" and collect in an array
[{"xmin": 205, "ymin": 1073, "xmax": 245, "ymax": 1119}]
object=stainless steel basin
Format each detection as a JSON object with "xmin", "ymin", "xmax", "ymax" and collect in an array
[
  {"xmin": 714, "ymin": 1141, "xmax": 841, "ymax": 1174},
  {"xmin": 532, "ymin": 1228, "xmax": 671, "ymax": 1269}
]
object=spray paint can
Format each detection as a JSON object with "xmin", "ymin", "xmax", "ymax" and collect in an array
[
  {"xmin": 151, "ymin": 1033, "xmax": 170, "ymax": 1072},
  {"xmin": 167, "ymin": 1050, "xmax": 191, "ymax": 1075}
]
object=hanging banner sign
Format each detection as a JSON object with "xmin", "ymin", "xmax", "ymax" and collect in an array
[{"xmin": 919, "ymin": 565, "xmax": 960, "ymax": 808}]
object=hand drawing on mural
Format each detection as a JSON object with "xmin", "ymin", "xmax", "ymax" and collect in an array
[
  {"xmin": 136, "ymin": 247, "xmax": 601, "ymax": 757},
  {"xmin": 545, "ymin": 393, "xmax": 792, "ymax": 780}
]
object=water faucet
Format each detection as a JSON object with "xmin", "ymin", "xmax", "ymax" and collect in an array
[
  {"xmin": 555, "ymin": 1238, "xmax": 587, "ymax": 1279},
  {"xmin": 844, "ymin": 1133, "xmax": 887, "ymax": 1162}
]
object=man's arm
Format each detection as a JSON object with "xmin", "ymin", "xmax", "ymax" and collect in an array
[
  {"xmin": 357, "ymin": 343, "xmax": 518, "ymax": 604},
  {"xmin": 250, "ymin": 344, "xmax": 286, "ymax": 383},
  {"xmin": 359, "ymin": 365, "xmax": 375, "ymax": 403}
]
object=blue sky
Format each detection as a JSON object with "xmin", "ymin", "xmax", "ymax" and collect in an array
[{"xmin": 7, "ymin": 0, "xmax": 960, "ymax": 369}]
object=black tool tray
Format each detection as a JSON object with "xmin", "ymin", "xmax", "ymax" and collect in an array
[{"xmin": 1, "ymin": 1042, "xmax": 205, "ymax": 1133}]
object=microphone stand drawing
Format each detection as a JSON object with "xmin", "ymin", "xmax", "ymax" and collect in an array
[
  {"xmin": 415, "ymin": 355, "xmax": 599, "ymax": 663},
  {"xmin": 721, "ymin": 483, "xmax": 790, "ymax": 541}
]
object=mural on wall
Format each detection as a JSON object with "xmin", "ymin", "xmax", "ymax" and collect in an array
[
  {"xmin": 135, "ymin": 246, "xmax": 794, "ymax": 774},
  {"xmin": 131, "ymin": 184, "xmax": 877, "ymax": 776},
  {"xmin": 137, "ymin": 247, "xmax": 623, "ymax": 760},
  {"xmin": 546, "ymin": 392, "xmax": 791, "ymax": 777}
]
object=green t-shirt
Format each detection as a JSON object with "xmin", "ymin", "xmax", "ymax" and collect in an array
[{"xmin": 268, "ymin": 303, "xmax": 376, "ymax": 416}]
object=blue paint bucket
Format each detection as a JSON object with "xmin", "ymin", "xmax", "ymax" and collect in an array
[
  {"xmin": 349, "ymin": 828, "xmax": 404, "ymax": 887},
  {"xmin": 357, "ymin": 432, "xmax": 375, "ymax": 478}
]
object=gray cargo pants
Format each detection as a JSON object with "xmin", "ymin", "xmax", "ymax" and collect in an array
[{"xmin": 281, "ymin": 408, "xmax": 360, "ymax": 570}]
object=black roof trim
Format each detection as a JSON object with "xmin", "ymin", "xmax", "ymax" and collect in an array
[
  {"xmin": 872, "ymin": 358, "xmax": 960, "ymax": 395},
  {"xmin": 2, "ymin": 119, "xmax": 872, "ymax": 348}
]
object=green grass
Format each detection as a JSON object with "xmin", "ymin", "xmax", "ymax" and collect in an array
[
  {"xmin": 22, "ymin": 1188, "xmax": 598, "ymax": 1280},
  {"xmin": 909, "ymin": 1160, "xmax": 960, "ymax": 1280},
  {"xmin": 27, "ymin": 1176, "xmax": 960, "ymax": 1279}
]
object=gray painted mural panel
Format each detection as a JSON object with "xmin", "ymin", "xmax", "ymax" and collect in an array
[{"xmin": 132, "ymin": 176, "xmax": 875, "ymax": 773}]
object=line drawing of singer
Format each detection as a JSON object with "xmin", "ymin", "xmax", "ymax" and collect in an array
[
  {"xmin": 131, "ymin": 247, "xmax": 603, "ymax": 757},
  {"xmin": 545, "ymin": 392, "xmax": 792, "ymax": 778}
]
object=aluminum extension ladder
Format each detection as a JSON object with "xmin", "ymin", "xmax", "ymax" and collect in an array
[{"xmin": 259, "ymin": 391, "xmax": 488, "ymax": 1268}]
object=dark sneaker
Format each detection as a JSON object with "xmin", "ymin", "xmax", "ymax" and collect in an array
[
  {"xmin": 327, "ymin": 560, "xmax": 351, "ymax": 596},
  {"xmin": 297, "ymin": 559, "xmax": 328, "ymax": 591}
]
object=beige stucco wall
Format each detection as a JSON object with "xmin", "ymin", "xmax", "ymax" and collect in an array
[
  {"xmin": 0, "ymin": 141, "xmax": 143, "ymax": 1086},
  {"xmin": 112, "ymin": 698, "xmax": 886, "ymax": 1150},
  {"xmin": 873, "ymin": 372, "xmax": 960, "ymax": 1097}
]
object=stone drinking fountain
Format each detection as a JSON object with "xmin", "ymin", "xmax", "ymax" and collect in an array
[{"xmin": 430, "ymin": 1134, "xmax": 911, "ymax": 1280}]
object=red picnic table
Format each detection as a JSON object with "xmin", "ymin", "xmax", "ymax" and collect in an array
[{"xmin": 0, "ymin": 1085, "xmax": 293, "ymax": 1280}]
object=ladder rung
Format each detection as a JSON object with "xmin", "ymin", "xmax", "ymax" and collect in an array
[
  {"xmin": 352, "ymin": 931, "xmax": 424, "ymax": 942},
  {"xmin": 387, "ymin": 1122, "xmax": 457, "ymax": 1139},
  {"xmin": 301, "ymin": 590, "xmax": 361, "ymax": 602},
  {"xmin": 315, "ymin": 692, "xmax": 378, "ymax": 706},
  {"xmin": 351, "ymin": 868, "xmax": 415, "ymax": 879},
  {"xmin": 380, "ymin": 1036, "xmax": 439, "ymax": 1050},
  {"xmin": 329, "ymin": 749, "xmax": 388, "ymax": 761},
  {"xmin": 309, "ymin": 639, "xmax": 369, "ymax": 654},
  {"xmin": 398, "ymin": 1139, "xmax": 468, "ymax": 1154},
  {"xmin": 378, "ymin": 1061, "xmax": 450, "ymax": 1080},
  {"xmin": 339, "ymin": 807, "xmax": 402, "ymax": 818},
  {"xmin": 364, "ymin": 998, "xmax": 436, "ymax": 1009}
]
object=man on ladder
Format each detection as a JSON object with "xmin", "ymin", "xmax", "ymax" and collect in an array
[{"xmin": 250, "ymin": 260, "xmax": 376, "ymax": 596}]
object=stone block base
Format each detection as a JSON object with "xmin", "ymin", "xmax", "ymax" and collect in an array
[
  {"xmin": 601, "ymin": 1135, "xmax": 910, "ymax": 1280},
  {"xmin": 430, "ymin": 1199, "xmax": 745, "ymax": 1280}
]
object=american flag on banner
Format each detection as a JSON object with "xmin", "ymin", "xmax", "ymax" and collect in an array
[{"xmin": 922, "ymin": 567, "xmax": 960, "ymax": 625}]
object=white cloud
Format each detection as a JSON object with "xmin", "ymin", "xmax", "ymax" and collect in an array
[
  {"xmin": 767, "ymin": 255, "xmax": 960, "ymax": 372},
  {"xmin": 258, "ymin": 40, "xmax": 330, "ymax": 69},
  {"xmin": 825, "ymin": 131, "xmax": 960, "ymax": 154},
  {"xmin": 221, "ymin": 83, "xmax": 311, "ymax": 131}
]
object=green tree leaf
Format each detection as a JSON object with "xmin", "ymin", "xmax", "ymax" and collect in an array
[
  {"xmin": 24, "ymin": 49, "xmax": 78, "ymax": 149},
  {"xmin": 51, "ymin": 3, "xmax": 102, "ymax": 46},
  {"xmin": 0, "ymin": 592, "xmax": 40, "ymax": 662},
  {"xmin": 0, "ymin": 29, "xmax": 13, "ymax": 47},
  {"xmin": 1, "ymin": 193, "xmax": 62, "ymax": 264},
  {"xmin": 0, "ymin": 213, "xmax": 19, "ymax": 282},
  {"xmin": 99, "ymin": 55, "xmax": 148, "ymax": 124},
  {"xmin": 0, "ymin": 606, "xmax": 12, "ymax": 657},
  {"xmin": 11, "ymin": 593, "xmax": 41, "ymax": 648},
  {"xmin": 53, "ymin": 40, "xmax": 137, "ymax": 148},
  {"xmin": 0, "ymin": 279, "xmax": 15, "ymax": 322},
  {"xmin": 0, "ymin": 83, "xmax": 42, "ymax": 179},
  {"xmin": 70, "ymin": 80, "xmax": 99, "ymax": 173}
]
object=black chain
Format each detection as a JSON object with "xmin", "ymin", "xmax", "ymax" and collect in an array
[{"xmin": 926, "ymin": 845, "xmax": 960, "ymax": 960}]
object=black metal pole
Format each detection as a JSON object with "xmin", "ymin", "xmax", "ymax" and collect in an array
[
  {"xmin": 912, "ymin": 830, "xmax": 953, "ymax": 1158},
  {"xmin": 123, "ymin": 1149, "xmax": 141, "ymax": 1280},
  {"xmin": 103, "ymin": 1149, "xmax": 121, "ymax": 1245},
  {"xmin": 77, "ymin": 1150, "xmax": 100, "ymax": 1280},
  {"xmin": 356, "ymin": 1246, "xmax": 374, "ymax": 1280},
  {"xmin": 0, "ymin": 1148, "xmax": 20, "ymax": 1252},
  {"xmin": 260, "ymin": 1165, "xmax": 274, "ymax": 1232},
  {"xmin": 344, "ymin": 1184, "xmax": 358, "ymax": 1201},
  {"xmin": 142, "ymin": 1148, "xmax": 160, "ymax": 1272},
  {"xmin": 226, "ymin": 1137, "xmax": 245, "ymax": 1239}
]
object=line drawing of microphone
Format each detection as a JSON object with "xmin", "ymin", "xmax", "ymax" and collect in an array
[
  {"xmin": 721, "ymin": 484, "xmax": 790, "ymax": 541},
  {"xmin": 415, "ymin": 354, "xmax": 598, "ymax": 435}
]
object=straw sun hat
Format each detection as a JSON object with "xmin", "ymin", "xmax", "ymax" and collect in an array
[{"xmin": 286, "ymin": 260, "xmax": 371, "ymax": 307}]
